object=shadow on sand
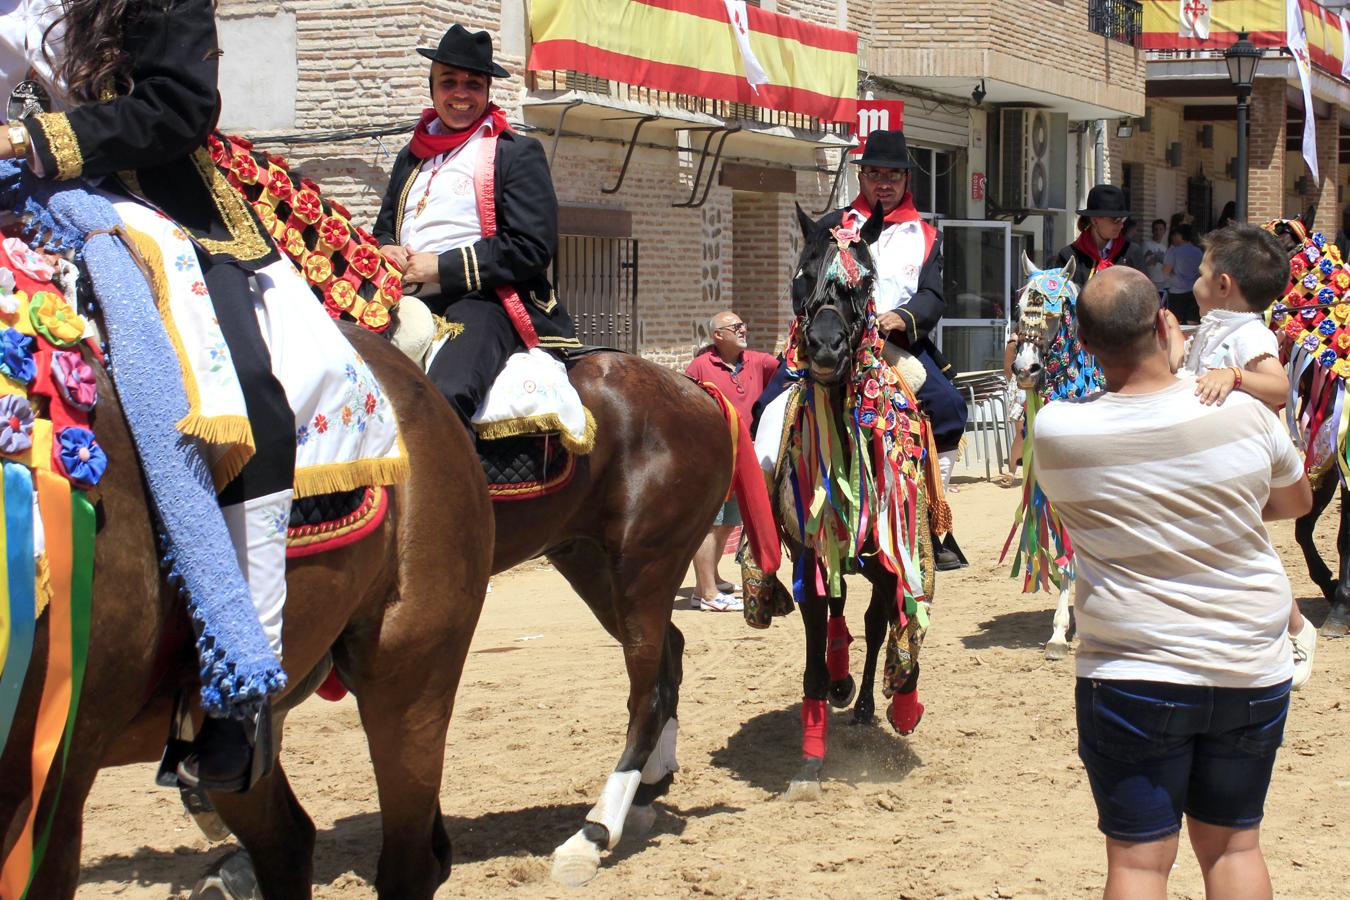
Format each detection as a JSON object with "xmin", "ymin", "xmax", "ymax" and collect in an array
[
  {"xmin": 79, "ymin": 798, "xmax": 742, "ymax": 891},
  {"xmin": 960, "ymin": 608, "xmax": 1060, "ymax": 651},
  {"xmin": 710, "ymin": 702, "xmax": 921, "ymax": 794}
]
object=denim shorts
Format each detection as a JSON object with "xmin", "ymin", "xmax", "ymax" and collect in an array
[
  {"xmin": 1075, "ymin": 677, "xmax": 1291, "ymax": 842},
  {"xmin": 713, "ymin": 496, "xmax": 741, "ymax": 527}
]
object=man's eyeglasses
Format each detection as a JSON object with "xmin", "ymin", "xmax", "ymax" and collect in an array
[
  {"xmin": 716, "ymin": 323, "xmax": 747, "ymax": 334},
  {"xmin": 860, "ymin": 169, "xmax": 906, "ymax": 183}
]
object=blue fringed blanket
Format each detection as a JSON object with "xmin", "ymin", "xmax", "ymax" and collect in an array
[{"xmin": 0, "ymin": 161, "xmax": 285, "ymax": 719}]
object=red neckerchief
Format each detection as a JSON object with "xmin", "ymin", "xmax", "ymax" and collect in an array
[
  {"xmin": 409, "ymin": 105, "xmax": 511, "ymax": 160},
  {"xmin": 849, "ymin": 191, "xmax": 923, "ymax": 226},
  {"xmin": 1071, "ymin": 228, "xmax": 1125, "ymax": 273}
]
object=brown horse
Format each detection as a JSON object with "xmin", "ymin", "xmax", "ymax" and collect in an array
[
  {"xmin": 491, "ymin": 351, "xmax": 733, "ymax": 886},
  {"xmin": 0, "ymin": 324, "xmax": 492, "ymax": 900}
]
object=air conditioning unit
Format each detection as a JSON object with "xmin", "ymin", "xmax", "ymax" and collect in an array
[{"xmin": 997, "ymin": 108, "xmax": 1068, "ymax": 211}]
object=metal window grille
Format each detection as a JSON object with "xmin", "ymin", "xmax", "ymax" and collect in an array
[
  {"xmin": 553, "ymin": 236, "xmax": 639, "ymax": 352},
  {"xmin": 1088, "ymin": 0, "xmax": 1143, "ymax": 47}
]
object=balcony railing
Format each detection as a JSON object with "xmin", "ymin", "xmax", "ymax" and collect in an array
[
  {"xmin": 533, "ymin": 69, "xmax": 852, "ymax": 139},
  {"xmin": 1090, "ymin": 0, "xmax": 1144, "ymax": 47}
]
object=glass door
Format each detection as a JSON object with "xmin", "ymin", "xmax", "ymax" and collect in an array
[{"xmin": 934, "ymin": 220, "xmax": 1012, "ymax": 375}]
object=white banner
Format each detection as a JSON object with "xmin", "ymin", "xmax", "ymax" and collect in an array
[
  {"xmin": 720, "ymin": 0, "xmax": 769, "ymax": 91},
  {"xmin": 1179, "ymin": 0, "xmax": 1211, "ymax": 40},
  {"xmin": 1288, "ymin": 0, "xmax": 1319, "ymax": 182},
  {"xmin": 1340, "ymin": 14, "xmax": 1350, "ymax": 80}
]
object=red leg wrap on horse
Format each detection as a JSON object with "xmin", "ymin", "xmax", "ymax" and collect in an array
[
  {"xmin": 801, "ymin": 697, "xmax": 829, "ymax": 759},
  {"xmin": 888, "ymin": 689, "xmax": 924, "ymax": 735},
  {"xmin": 826, "ymin": 615, "xmax": 853, "ymax": 681}
]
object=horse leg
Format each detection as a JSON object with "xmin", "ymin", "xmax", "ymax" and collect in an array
[
  {"xmin": 825, "ymin": 586, "xmax": 856, "ymax": 708},
  {"xmin": 1045, "ymin": 566, "xmax": 1073, "ymax": 660},
  {"xmin": 12, "ymin": 757, "xmax": 102, "ymax": 900},
  {"xmin": 1325, "ymin": 486, "xmax": 1350, "ymax": 638},
  {"xmin": 547, "ymin": 540, "xmax": 682, "ymax": 888},
  {"xmin": 1294, "ymin": 477, "xmax": 1338, "ymax": 602},
  {"xmin": 853, "ymin": 571, "xmax": 892, "ymax": 725},
  {"xmin": 785, "ymin": 576, "xmax": 830, "ymax": 802},
  {"xmin": 206, "ymin": 759, "xmax": 315, "ymax": 900},
  {"xmin": 626, "ymin": 623, "xmax": 684, "ymax": 841}
]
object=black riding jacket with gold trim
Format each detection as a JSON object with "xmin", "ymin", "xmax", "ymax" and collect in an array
[
  {"xmin": 24, "ymin": 0, "xmax": 279, "ymax": 272},
  {"xmin": 373, "ymin": 131, "xmax": 578, "ymax": 349}
]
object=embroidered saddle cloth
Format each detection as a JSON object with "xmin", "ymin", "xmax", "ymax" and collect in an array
[{"xmin": 469, "ymin": 348, "xmax": 594, "ymax": 454}]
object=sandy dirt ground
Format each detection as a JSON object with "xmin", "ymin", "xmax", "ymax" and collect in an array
[{"xmin": 75, "ymin": 475, "xmax": 1350, "ymax": 899}]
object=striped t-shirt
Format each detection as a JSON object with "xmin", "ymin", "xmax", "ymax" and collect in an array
[{"xmin": 1035, "ymin": 377, "xmax": 1302, "ymax": 687}]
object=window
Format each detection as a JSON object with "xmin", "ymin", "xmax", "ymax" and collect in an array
[
  {"xmin": 910, "ymin": 147, "xmax": 963, "ymax": 219},
  {"xmin": 552, "ymin": 236, "xmax": 639, "ymax": 352}
]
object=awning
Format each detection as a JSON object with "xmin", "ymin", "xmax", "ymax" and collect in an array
[
  {"xmin": 1141, "ymin": 0, "xmax": 1348, "ymax": 80},
  {"xmin": 528, "ymin": 0, "xmax": 859, "ymax": 124}
]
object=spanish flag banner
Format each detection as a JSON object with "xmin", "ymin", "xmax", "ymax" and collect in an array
[
  {"xmin": 528, "ymin": 0, "xmax": 859, "ymax": 123},
  {"xmin": 1143, "ymin": 0, "xmax": 1347, "ymax": 77}
]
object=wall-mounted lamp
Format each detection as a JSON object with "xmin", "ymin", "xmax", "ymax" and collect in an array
[
  {"xmin": 1115, "ymin": 119, "xmax": 1134, "ymax": 139},
  {"xmin": 971, "ymin": 78, "xmax": 987, "ymax": 106}
]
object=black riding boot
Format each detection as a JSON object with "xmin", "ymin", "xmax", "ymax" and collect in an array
[{"xmin": 177, "ymin": 716, "xmax": 253, "ymax": 793}]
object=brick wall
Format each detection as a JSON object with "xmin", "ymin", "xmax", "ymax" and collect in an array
[
  {"xmin": 862, "ymin": 0, "xmax": 1146, "ymax": 118},
  {"xmin": 1247, "ymin": 78, "xmax": 1287, "ymax": 227}
]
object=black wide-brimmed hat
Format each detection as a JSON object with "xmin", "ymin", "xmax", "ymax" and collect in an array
[
  {"xmin": 418, "ymin": 24, "xmax": 510, "ymax": 78},
  {"xmin": 1077, "ymin": 184, "xmax": 1132, "ymax": 217},
  {"xmin": 849, "ymin": 129, "xmax": 914, "ymax": 170}
]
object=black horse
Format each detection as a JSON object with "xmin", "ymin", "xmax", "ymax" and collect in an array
[{"xmin": 759, "ymin": 206, "xmax": 938, "ymax": 800}]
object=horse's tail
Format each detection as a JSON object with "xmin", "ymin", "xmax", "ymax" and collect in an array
[{"xmin": 694, "ymin": 382, "xmax": 782, "ymax": 576}]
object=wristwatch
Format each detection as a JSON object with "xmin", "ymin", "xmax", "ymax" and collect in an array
[{"xmin": 7, "ymin": 123, "xmax": 29, "ymax": 161}]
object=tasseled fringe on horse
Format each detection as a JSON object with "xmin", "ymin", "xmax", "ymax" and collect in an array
[
  {"xmin": 473, "ymin": 408, "xmax": 597, "ymax": 455},
  {"xmin": 207, "ymin": 437, "xmax": 256, "ymax": 494},
  {"xmin": 432, "ymin": 315, "xmax": 465, "ymax": 342},
  {"xmin": 293, "ymin": 454, "xmax": 411, "ymax": 499},
  {"xmin": 922, "ymin": 418, "xmax": 953, "ymax": 535}
]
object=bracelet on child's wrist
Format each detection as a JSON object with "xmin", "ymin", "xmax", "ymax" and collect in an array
[{"xmin": 1231, "ymin": 366, "xmax": 1243, "ymax": 390}]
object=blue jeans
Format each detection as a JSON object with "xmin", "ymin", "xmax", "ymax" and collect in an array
[{"xmin": 1075, "ymin": 677, "xmax": 1291, "ymax": 842}]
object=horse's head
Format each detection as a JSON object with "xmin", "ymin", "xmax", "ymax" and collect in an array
[
  {"xmin": 790, "ymin": 203, "xmax": 885, "ymax": 386},
  {"xmin": 1011, "ymin": 253, "xmax": 1078, "ymax": 392}
]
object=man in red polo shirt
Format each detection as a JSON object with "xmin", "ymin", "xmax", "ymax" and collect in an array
[{"xmin": 685, "ymin": 310, "xmax": 780, "ymax": 611}]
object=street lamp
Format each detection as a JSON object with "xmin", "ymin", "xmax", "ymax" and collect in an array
[{"xmin": 1225, "ymin": 31, "xmax": 1262, "ymax": 222}]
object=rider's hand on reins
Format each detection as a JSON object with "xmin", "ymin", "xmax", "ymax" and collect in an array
[{"xmin": 876, "ymin": 311, "xmax": 907, "ymax": 336}]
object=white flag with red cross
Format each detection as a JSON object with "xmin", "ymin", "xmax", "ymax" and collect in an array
[
  {"xmin": 1288, "ymin": 0, "xmax": 1319, "ymax": 182},
  {"xmin": 1179, "ymin": 0, "xmax": 1211, "ymax": 40},
  {"xmin": 720, "ymin": 0, "xmax": 769, "ymax": 91}
]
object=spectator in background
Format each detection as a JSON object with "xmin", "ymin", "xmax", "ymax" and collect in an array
[
  {"xmin": 1036, "ymin": 266, "xmax": 1310, "ymax": 900},
  {"xmin": 1162, "ymin": 224, "xmax": 1203, "ymax": 324},
  {"xmin": 685, "ymin": 311, "xmax": 780, "ymax": 611},
  {"xmin": 1143, "ymin": 218, "xmax": 1168, "ymax": 300},
  {"xmin": 1216, "ymin": 201, "xmax": 1237, "ymax": 230},
  {"xmin": 1335, "ymin": 209, "xmax": 1350, "ymax": 262}
]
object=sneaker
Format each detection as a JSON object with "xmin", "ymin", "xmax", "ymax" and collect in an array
[
  {"xmin": 699, "ymin": 592, "xmax": 743, "ymax": 612},
  {"xmin": 1291, "ymin": 617, "xmax": 1317, "ymax": 690}
]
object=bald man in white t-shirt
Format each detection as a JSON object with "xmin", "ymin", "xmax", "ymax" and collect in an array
[{"xmin": 1034, "ymin": 266, "xmax": 1310, "ymax": 900}]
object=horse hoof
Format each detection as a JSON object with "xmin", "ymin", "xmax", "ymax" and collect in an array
[
  {"xmin": 785, "ymin": 756, "xmax": 823, "ymax": 801},
  {"xmin": 188, "ymin": 850, "xmax": 260, "ymax": 900},
  {"xmin": 1044, "ymin": 639, "xmax": 1070, "ymax": 661},
  {"xmin": 828, "ymin": 675, "xmax": 857, "ymax": 709},
  {"xmin": 1320, "ymin": 614, "xmax": 1349, "ymax": 639},
  {"xmin": 550, "ymin": 832, "xmax": 602, "ymax": 888},
  {"xmin": 784, "ymin": 777, "xmax": 822, "ymax": 802},
  {"xmin": 625, "ymin": 802, "xmax": 658, "ymax": 839}
]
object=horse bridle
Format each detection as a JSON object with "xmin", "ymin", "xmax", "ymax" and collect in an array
[
  {"xmin": 798, "ymin": 238, "xmax": 870, "ymax": 349},
  {"xmin": 1014, "ymin": 270, "xmax": 1076, "ymax": 352}
]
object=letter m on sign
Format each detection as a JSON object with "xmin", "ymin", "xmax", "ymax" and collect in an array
[{"xmin": 852, "ymin": 100, "xmax": 906, "ymax": 154}]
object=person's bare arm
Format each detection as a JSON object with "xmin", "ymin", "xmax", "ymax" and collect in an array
[
  {"xmin": 1263, "ymin": 477, "xmax": 1312, "ymax": 521},
  {"xmin": 1163, "ymin": 309, "xmax": 1184, "ymax": 373},
  {"xmin": 1238, "ymin": 355, "xmax": 1291, "ymax": 409}
]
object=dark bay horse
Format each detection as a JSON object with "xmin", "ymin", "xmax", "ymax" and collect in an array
[
  {"xmin": 765, "ymin": 207, "xmax": 937, "ymax": 801},
  {"xmin": 492, "ymin": 352, "xmax": 732, "ymax": 886},
  {"xmin": 0, "ymin": 323, "xmax": 492, "ymax": 900}
]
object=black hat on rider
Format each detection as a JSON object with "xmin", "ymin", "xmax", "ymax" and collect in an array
[
  {"xmin": 418, "ymin": 24, "xmax": 510, "ymax": 78},
  {"xmin": 850, "ymin": 129, "xmax": 914, "ymax": 170},
  {"xmin": 1077, "ymin": 184, "xmax": 1132, "ymax": 218}
]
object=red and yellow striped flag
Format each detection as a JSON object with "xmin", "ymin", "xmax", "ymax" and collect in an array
[{"xmin": 529, "ymin": 0, "xmax": 859, "ymax": 123}]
